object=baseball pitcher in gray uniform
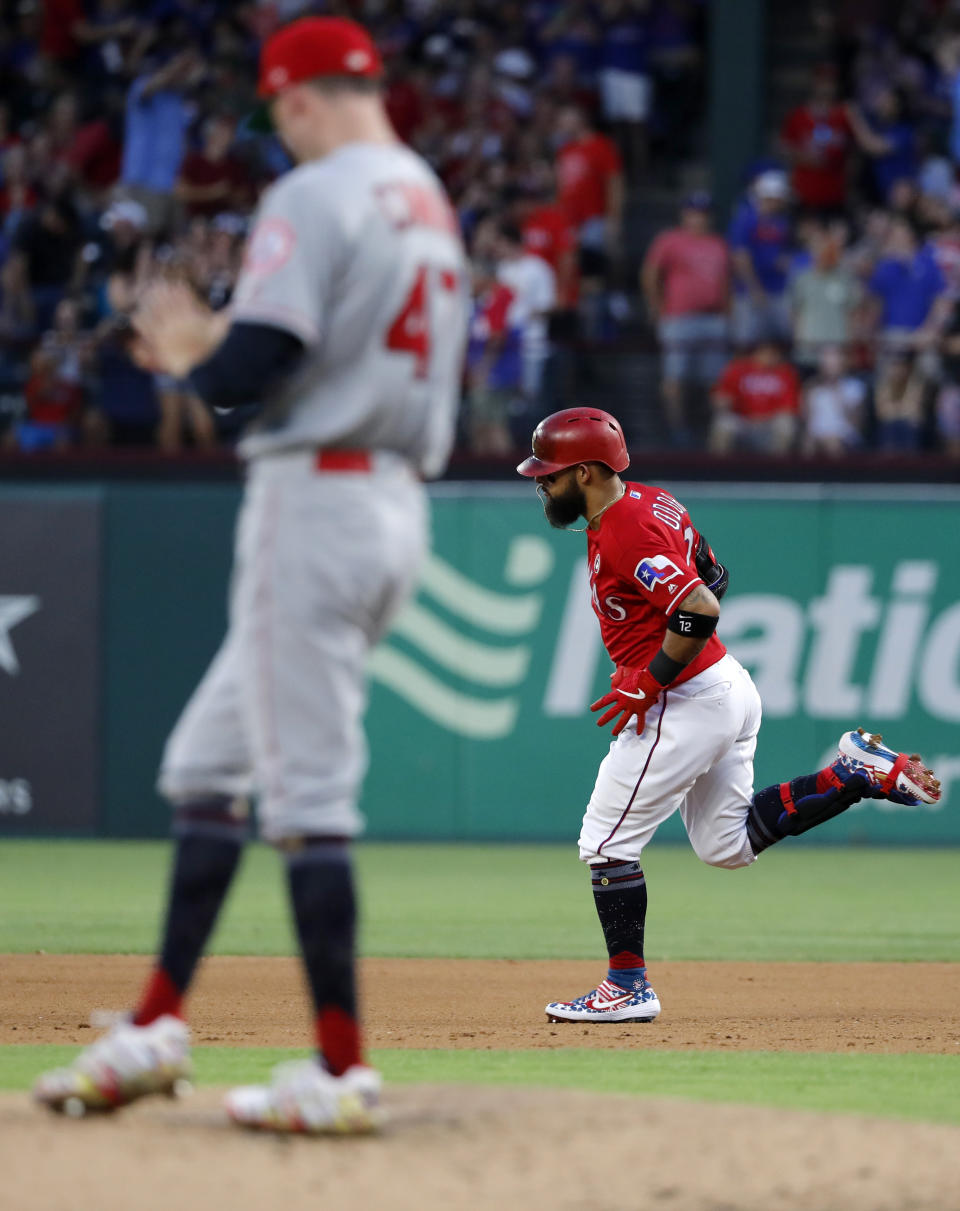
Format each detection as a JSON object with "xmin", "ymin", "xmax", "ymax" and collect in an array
[{"xmin": 35, "ymin": 17, "xmax": 468, "ymax": 1133}]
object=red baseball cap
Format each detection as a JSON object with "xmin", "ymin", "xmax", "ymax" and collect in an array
[
  {"xmin": 258, "ymin": 17, "xmax": 382, "ymax": 98},
  {"xmin": 250, "ymin": 17, "xmax": 383, "ymax": 130}
]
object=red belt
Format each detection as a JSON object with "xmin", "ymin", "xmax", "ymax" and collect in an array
[{"xmin": 315, "ymin": 449, "xmax": 372, "ymax": 472}]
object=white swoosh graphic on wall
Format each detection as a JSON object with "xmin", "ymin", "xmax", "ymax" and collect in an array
[
  {"xmin": 371, "ymin": 537, "xmax": 555, "ymax": 737},
  {"xmin": 392, "ymin": 601, "xmax": 531, "ymax": 687},
  {"xmin": 420, "ymin": 554, "xmax": 543, "ymax": 634},
  {"xmin": 369, "ymin": 647, "xmax": 518, "ymax": 739}
]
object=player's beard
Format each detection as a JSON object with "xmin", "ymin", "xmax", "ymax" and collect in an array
[{"xmin": 540, "ymin": 480, "xmax": 587, "ymax": 529}]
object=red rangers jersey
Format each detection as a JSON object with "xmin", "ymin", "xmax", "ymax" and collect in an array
[{"xmin": 585, "ymin": 482, "xmax": 726, "ymax": 683}]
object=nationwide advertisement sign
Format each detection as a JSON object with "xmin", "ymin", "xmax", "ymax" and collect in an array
[
  {"xmin": 0, "ymin": 491, "xmax": 102, "ymax": 834},
  {"xmin": 3, "ymin": 483, "xmax": 956, "ymax": 844}
]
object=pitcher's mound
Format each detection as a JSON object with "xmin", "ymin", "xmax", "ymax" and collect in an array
[{"xmin": 2, "ymin": 1086, "xmax": 956, "ymax": 1211}]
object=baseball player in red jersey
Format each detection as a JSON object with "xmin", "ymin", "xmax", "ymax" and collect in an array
[
  {"xmin": 518, "ymin": 408, "xmax": 941, "ymax": 1022},
  {"xmin": 34, "ymin": 18, "xmax": 467, "ymax": 1129}
]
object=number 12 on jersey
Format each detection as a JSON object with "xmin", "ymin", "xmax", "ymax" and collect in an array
[{"xmin": 385, "ymin": 264, "xmax": 460, "ymax": 379}]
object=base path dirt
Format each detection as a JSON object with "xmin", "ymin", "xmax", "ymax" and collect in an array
[
  {"xmin": 4, "ymin": 955, "xmax": 960, "ymax": 1052},
  {"xmin": 2, "ymin": 1087, "xmax": 959, "ymax": 1211}
]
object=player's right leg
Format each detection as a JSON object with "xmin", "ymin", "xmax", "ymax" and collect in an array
[
  {"xmin": 676, "ymin": 658, "xmax": 940, "ymax": 861},
  {"xmin": 35, "ymin": 628, "xmax": 253, "ymax": 1114}
]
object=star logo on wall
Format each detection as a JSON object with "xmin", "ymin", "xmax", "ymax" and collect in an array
[{"xmin": 0, "ymin": 596, "xmax": 40, "ymax": 675}]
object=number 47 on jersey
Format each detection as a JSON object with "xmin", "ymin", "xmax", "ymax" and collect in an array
[{"xmin": 385, "ymin": 264, "xmax": 461, "ymax": 379}]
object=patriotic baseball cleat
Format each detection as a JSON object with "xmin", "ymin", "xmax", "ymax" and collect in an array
[
  {"xmin": 224, "ymin": 1060, "xmax": 383, "ymax": 1134},
  {"xmin": 546, "ymin": 975, "xmax": 661, "ymax": 1023},
  {"xmin": 33, "ymin": 1014, "xmax": 192, "ymax": 1116},
  {"xmin": 835, "ymin": 729, "xmax": 941, "ymax": 806}
]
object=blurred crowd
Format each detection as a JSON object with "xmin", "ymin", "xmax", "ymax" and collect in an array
[
  {"xmin": 642, "ymin": 0, "xmax": 960, "ymax": 459},
  {"xmin": 1, "ymin": 0, "xmax": 278, "ymax": 451},
  {"xmin": 7, "ymin": 0, "xmax": 960, "ymax": 463},
  {"xmin": 0, "ymin": 0, "xmax": 706, "ymax": 456}
]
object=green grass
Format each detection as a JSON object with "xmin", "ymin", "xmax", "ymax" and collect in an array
[
  {"xmin": 4, "ymin": 1045, "xmax": 959, "ymax": 1125},
  {"xmin": 4, "ymin": 842, "xmax": 958, "ymax": 1128},
  {"xmin": 1, "ymin": 841, "xmax": 959, "ymax": 961}
]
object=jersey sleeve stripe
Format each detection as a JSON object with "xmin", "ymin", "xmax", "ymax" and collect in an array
[{"xmin": 664, "ymin": 576, "xmax": 703, "ymax": 615}]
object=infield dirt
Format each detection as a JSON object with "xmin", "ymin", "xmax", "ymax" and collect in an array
[{"xmin": 4, "ymin": 954, "xmax": 960, "ymax": 1052}]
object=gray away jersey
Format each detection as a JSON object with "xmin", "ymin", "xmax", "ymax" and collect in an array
[{"xmin": 231, "ymin": 142, "xmax": 469, "ymax": 477}]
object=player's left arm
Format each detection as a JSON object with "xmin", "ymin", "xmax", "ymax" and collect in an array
[
  {"xmin": 591, "ymin": 582, "xmax": 721, "ymax": 736},
  {"xmin": 132, "ymin": 280, "xmax": 231, "ymax": 379},
  {"xmin": 132, "ymin": 282, "xmax": 306, "ymax": 411}
]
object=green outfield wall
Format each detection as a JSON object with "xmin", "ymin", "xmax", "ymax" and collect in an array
[{"xmin": 1, "ymin": 483, "xmax": 958, "ymax": 843}]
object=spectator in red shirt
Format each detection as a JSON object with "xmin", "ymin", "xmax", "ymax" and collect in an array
[
  {"xmin": 6, "ymin": 299, "xmax": 90, "ymax": 453},
  {"xmin": 515, "ymin": 161, "xmax": 579, "ymax": 308},
  {"xmin": 176, "ymin": 116, "xmax": 250, "ymax": 219},
  {"xmin": 63, "ymin": 103, "xmax": 122, "ymax": 200},
  {"xmin": 709, "ymin": 339, "xmax": 800, "ymax": 455},
  {"xmin": 779, "ymin": 66, "xmax": 854, "ymax": 215},
  {"xmin": 641, "ymin": 191, "xmax": 731, "ymax": 444},
  {"xmin": 465, "ymin": 261, "xmax": 521, "ymax": 455},
  {"xmin": 555, "ymin": 104, "xmax": 624, "ymax": 292}
]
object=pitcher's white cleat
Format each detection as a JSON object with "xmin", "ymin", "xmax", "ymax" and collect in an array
[
  {"xmin": 33, "ymin": 1014, "xmax": 192, "ymax": 1115},
  {"xmin": 224, "ymin": 1060, "xmax": 383, "ymax": 1134}
]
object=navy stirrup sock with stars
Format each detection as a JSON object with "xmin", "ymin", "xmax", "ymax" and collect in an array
[{"xmin": 591, "ymin": 860, "xmax": 647, "ymax": 991}]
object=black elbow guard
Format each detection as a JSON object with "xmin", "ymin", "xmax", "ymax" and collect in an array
[{"xmin": 695, "ymin": 532, "xmax": 730, "ymax": 600}]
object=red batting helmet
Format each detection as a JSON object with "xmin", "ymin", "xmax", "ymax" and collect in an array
[{"xmin": 516, "ymin": 408, "xmax": 629, "ymax": 477}]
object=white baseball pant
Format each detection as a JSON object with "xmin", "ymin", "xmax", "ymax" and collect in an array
[
  {"xmin": 579, "ymin": 653, "xmax": 763, "ymax": 868},
  {"xmin": 158, "ymin": 450, "xmax": 427, "ymax": 842}
]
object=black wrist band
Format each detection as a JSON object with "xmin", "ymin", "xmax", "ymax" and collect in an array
[{"xmin": 649, "ymin": 650, "xmax": 686, "ymax": 686}]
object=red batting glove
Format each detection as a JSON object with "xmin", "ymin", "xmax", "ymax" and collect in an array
[{"xmin": 590, "ymin": 665, "xmax": 664, "ymax": 737}]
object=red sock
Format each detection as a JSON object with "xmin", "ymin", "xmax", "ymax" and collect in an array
[
  {"xmin": 316, "ymin": 1006, "xmax": 363, "ymax": 1076},
  {"xmin": 132, "ymin": 967, "xmax": 184, "ymax": 1026}
]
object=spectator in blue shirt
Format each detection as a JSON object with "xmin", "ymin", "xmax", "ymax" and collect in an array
[
  {"xmin": 646, "ymin": 0, "xmax": 703, "ymax": 160},
  {"xmin": 728, "ymin": 170, "xmax": 794, "ymax": 349},
  {"xmin": 85, "ymin": 315, "xmax": 161, "ymax": 446},
  {"xmin": 120, "ymin": 44, "xmax": 204, "ymax": 236},
  {"xmin": 867, "ymin": 217, "xmax": 951, "ymax": 358},
  {"xmin": 846, "ymin": 90, "xmax": 918, "ymax": 205},
  {"xmin": 597, "ymin": 0, "xmax": 651, "ymax": 179},
  {"xmin": 539, "ymin": 5, "xmax": 600, "ymax": 83}
]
